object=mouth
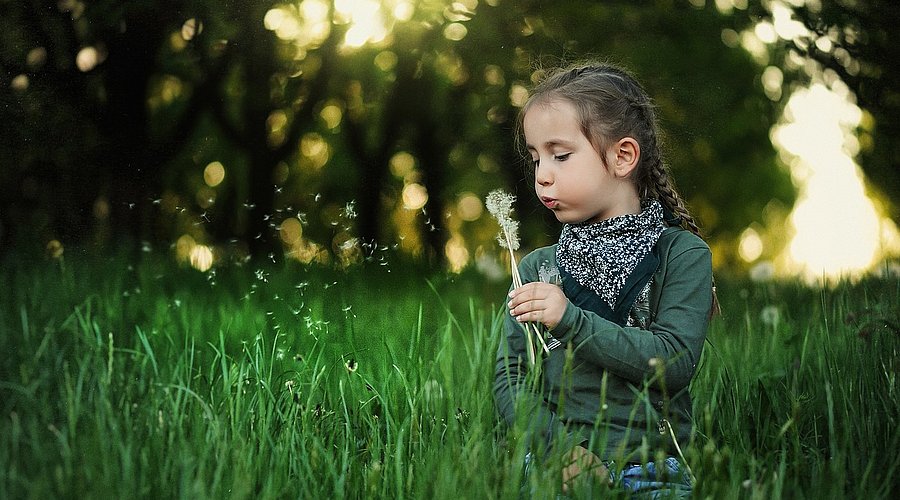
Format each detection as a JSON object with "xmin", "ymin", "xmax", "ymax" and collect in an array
[{"xmin": 540, "ymin": 196, "xmax": 558, "ymax": 209}]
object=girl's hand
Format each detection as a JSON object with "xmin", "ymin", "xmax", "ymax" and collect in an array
[
  {"xmin": 508, "ymin": 282, "xmax": 568, "ymax": 330},
  {"xmin": 561, "ymin": 445, "xmax": 610, "ymax": 493}
]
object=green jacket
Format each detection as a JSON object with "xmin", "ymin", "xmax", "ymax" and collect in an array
[{"xmin": 493, "ymin": 226, "xmax": 713, "ymax": 462}]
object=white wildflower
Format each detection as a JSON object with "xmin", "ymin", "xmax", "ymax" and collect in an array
[
  {"xmin": 485, "ymin": 189, "xmax": 548, "ymax": 364},
  {"xmin": 760, "ymin": 305, "xmax": 780, "ymax": 328},
  {"xmin": 485, "ymin": 189, "xmax": 520, "ymax": 251}
]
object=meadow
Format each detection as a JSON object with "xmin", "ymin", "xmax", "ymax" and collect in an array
[{"xmin": 1, "ymin": 249, "xmax": 898, "ymax": 499}]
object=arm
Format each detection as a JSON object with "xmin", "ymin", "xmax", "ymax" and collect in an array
[
  {"xmin": 553, "ymin": 246, "xmax": 712, "ymax": 392},
  {"xmin": 493, "ymin": 254, "xmax": 573, "ymax": 451},
  {"xmin": 509, "ymin": 246, "xmax": 712, "ymax": 392},
  {"xmin": 493, "ymin": 291, "xmax": 564, "ymax": 445}
]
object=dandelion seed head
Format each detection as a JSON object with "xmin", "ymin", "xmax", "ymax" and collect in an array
[
  {"xmin": 485, "ymin": 189, "xmax": 514, "ymax": 221},
  {"xmin": 485, "ymin": 189, "xmax": 520, "ymax": 251},
  {"xmin": 496, "ymin": 219, "xmax": 519, "ymax": 250}
]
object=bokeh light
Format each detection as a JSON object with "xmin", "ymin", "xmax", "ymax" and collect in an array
[
  {"xmin": 738, "ymin": 227, "xmax": 764, "ymax": 262},
  {"xmin": 402, "ymin": 183, "xmax": 428, "ymax": 210},
  {"xmin": 456, "ymin": 192, "xmax": 483, "ymax": 221},
  {"xmin": 203, "ymin": 162, "xmax": 225, "ymax": 187},
  {"xmin": 771, "ymin": 83, "xmax": 900, "ymax": 280}
]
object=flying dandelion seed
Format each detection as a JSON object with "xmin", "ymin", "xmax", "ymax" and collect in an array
[{"xmin": 342, "ymin": 201, "xmax": 358, "ymax": 219}]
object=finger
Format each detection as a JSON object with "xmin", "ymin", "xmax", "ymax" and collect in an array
[
  {"xmin": 509, "ymin": 297, "xmax": 543, "ymax": 316},
  {"xmin": 509, "ymin": 281, "xmax": 542, "ymax": 299},
  {"xmin": 508, "ymin": 284, "xmax": 545, "ymax": 307},
  {"xmin": 515, "ymin": 309, "xmax": 543, "ymax": 323}
]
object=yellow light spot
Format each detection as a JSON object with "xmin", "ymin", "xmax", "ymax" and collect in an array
[
  {"xmin": 738, "ymin": 227, "xmax": 763, "ymax": 262},
  {"xmin": 280, "ymin": 217, "xmax": 303, "ymax": 245},
  {"xmin": 159, "ymin": 76, "xmax": 183, "ymax": 104},
  {"xmin": 268, "ymin": 110, "xmax": 288, "ymax": 133},
  {"xmin": 320, "ymin": 103, "xmax": 343, "ymax": 129},
  {"xmin": 393, "ymin": 1, "xmax": 414, "ymax": 21},
  {"xmin": 11, "ymin": 74, "xmax": 28, "ymax": 92},
  {"xmin": 267, "ymin": 110, "xmax": 289, "ymax": 146},
  {"xmin": 443, "ymin": 22, "xmax": 468, "ymax": 41},
  {"xmin": 76, "ymin": 46, "xmax": 101, "ymax": 72},
  {"xmin": 477, "ymin": 154, "xmax": 499, "ymax": 173},
  {"xmin": 445, "ymin": 2, "xmax": 476, "ymax": 22},
  {"xmin": 457, "ymin": 193, "xmax": 483, "ymax": 221},
  {"xmin": 761, "ymin": 66, "xmax": 783, "ymax": 101},
  {"xmin": 402, "ymin": 183, "xmax": 428, "ymax": 210},
  {"xmin": 176, "ymin": 234, "xmax": 196, "ymax": 262},
  {"xmin": 815, "ymin": 36, "xmax": 833, "ymax": 53},
  {"xmin": 509, "ymin": 84, "xmax": 529, "ymax": 107},
  {"xmin": 771, "ymin": 2, "xmax": 807, "ymax": 41},
  {"xmin": 46, "ymin": 240, "xmax": 64, "ymax": 259},
  {"xmin": 300, "ymin": 133, "xmax": 330, "ymax": 170},
  {"xmin": 93, "ymin": 196, "xmax": 110, "ymax": 220},
  {"xmin": 436, "ymin": 52, "xmax": 468, "ymax": 85},
  {"xmin": 26, "ymin": 47, "xmax": 47, "ymax": 69},
  {"xmin": 337, "ymin": 0, "xmax": 387, "ymax": 48},
  {"xmin": 445, "ymin": 236, "xmax": 470, "ymax": 272},
  {"xmin": 484, "ymin": 65, "xmax": 505, "ymax": 86},
  {"xmin": 189, "ymin": 245, "xmax": 214, "ymax": 272},
  {"xmin": 374, "ymin": 51, "xmax": 398, "ymax": 72},
  {"xmin": 169, "ymin": 32, "xmax": 187, "ymax": 52},
  {"xmin": 204, "ymin": 162, "xmax": 225, "ymax": 187},
  {"xmin": 264, "ymin": 8, "xmax": 287, "ymax": 30},
  {"xmin": 181, "ymin": 18, "xmax": 202, "ymax": 40},
  {"xmin": 720, "ymin": 28, "xmax": 740, "ymax": 48},
  {"xmin": 740, "ymin": 30, "xmax": 769, "ymax": 64},
  {"xmin": 390, "ymin": 151, "xmax": 416, "ymax": 178},
  {"xmin": 714, "ymin": 0, "xmax": 733, "ymax": 13}
]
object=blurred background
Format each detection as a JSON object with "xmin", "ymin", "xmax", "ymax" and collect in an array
[{"xmin": 1, "ymin": 0, "xmax": 898, "ymax": 281}]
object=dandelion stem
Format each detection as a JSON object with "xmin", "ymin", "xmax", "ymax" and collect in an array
[{"xmin": 486, "ymin": 188, "xmax": 550, "ymax": 365}]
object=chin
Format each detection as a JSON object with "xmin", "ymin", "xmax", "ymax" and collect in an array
[{"xmin": 553, "ymin": 212, "xmax": 580, "ymax": 224}]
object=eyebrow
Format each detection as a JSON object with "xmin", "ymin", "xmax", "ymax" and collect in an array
[{"xmin": 526, "ymin": 138, "xmax": 576, "ymax": 150}]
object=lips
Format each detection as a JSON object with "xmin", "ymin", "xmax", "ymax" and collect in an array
[{"xmin": 540, "ymin": 196, "xmax": 558, "ymax": 209}]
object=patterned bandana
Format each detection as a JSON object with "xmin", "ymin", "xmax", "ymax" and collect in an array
[{"xmin": 556, "ymin": 200, "xmax": 666, "ymax": 310}]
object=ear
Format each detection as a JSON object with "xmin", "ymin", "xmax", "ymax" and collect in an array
[{"xmin": 611, "ymin": 137, "xmax": 640, "ymax": 178}]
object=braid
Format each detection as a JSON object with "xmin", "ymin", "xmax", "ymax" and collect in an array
[
  {"xmin": 648, "ymin": 157, "xmax": 702, "ymax": 236},
  {"xmin": 639, "ymin": 108, "xmax": 720, "ymax": 317},
  {"xmin": 646, "ymin": 155, "xmax": 720, "ymax": 316}
]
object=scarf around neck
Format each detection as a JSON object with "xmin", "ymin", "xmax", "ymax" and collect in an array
[{"xmin": 556, "ymin": 200, "xmax": 666, "ymax": 310}]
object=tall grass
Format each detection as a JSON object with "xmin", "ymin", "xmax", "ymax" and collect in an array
[{"xmin": 1, "ymin": 251, "xmax": 897, "ymax": 498}]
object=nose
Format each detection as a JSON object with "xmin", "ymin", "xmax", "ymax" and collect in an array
[{"xmin": 535, "ymin": 163, "xmax": 552, "ymax": 186}]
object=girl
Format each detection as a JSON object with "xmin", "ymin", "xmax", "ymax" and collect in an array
[{"xmin": 493, "ymin": 63, "xmax": 716, "ymax": 498}]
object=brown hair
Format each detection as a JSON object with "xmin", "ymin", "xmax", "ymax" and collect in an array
[{"xmin": 518, "ymin": 62, "xmax": 720, "ymax": 315}]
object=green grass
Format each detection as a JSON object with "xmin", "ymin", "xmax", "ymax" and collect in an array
[{"xmin": 1, "ymin": 250, "xmax": 898, "ymax": 499}]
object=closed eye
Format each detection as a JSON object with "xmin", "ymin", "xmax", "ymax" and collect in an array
[{"xmin": 553, "ymin": 153, "xmax": 572, "ymax": 161}]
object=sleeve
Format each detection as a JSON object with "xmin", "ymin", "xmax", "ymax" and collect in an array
[{"xmin": 549, "ymin": 245, "xmax": 713, "ymax": 393}]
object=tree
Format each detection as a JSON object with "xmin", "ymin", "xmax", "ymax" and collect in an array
[{"xmin": 1, "ymin": 0, "xmax": 795, "ymax": 269}]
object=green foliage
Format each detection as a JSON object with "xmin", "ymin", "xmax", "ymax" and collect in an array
[
  {"xmin": 1, "ymin": 252, "xmax": 898, "ymax": 498},
  {"xmin": 0, "ymin": 0, "xmax": 792, "ymax": 265}
]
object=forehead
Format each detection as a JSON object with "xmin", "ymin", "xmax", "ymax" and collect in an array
[{"xmin": 523, "ymin": 99, "xmax": 584, "ymax": 144}]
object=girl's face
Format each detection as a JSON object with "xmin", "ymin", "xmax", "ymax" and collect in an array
[{"xmin": 523, "ymin": 99, "xmax": 641, "ymax": 224}]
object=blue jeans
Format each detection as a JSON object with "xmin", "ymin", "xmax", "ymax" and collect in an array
[
  {"xmin": 522, "ymin": 454, "xmax": 692, "ymax": 499},
  {"xmin": 611, "ymin": 457, "xmax": 692, "ymax": 498}
]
